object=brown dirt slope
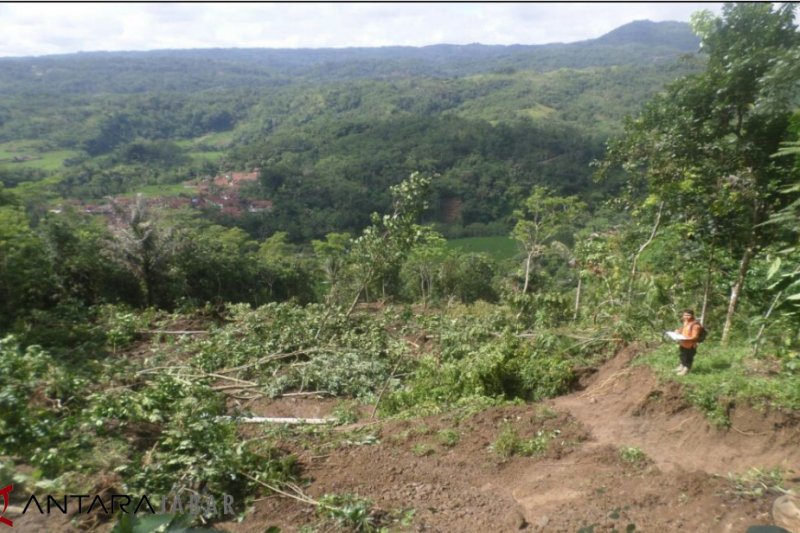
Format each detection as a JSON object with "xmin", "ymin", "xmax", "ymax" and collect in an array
[
  {"xmin": 551, "ymin": 344, "xmax": 800, "ymax": 476},
  {"xmin": 221, "ymin": 345, "xmax": 800, "ymax": 533}
]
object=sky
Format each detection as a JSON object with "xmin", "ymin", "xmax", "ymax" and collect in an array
[{"xmin": 0, "ymin": 3, "xmax": 724, "ymax": 58}]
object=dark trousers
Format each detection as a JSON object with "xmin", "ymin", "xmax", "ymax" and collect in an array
[{"xmin": 679, "ymin": 347, "xmax": 696, "ymax": 369}]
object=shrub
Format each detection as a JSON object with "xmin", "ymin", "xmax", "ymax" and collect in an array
[
  {"xmin": 437, "ymin": 429, "xmax": 460, "ymax": 447},
  {"xmin": 619, "ymin": 446, "xmax": 647, "ymax": 465},
  {"xmin": 317, "ymin": 493, "xmax": 381, "ymax": 532},
  {"xmin": 490, "ymin": 423, "xmax": 555, "ymax": 459},
  {"xmin": 0, "ymin": 336, "xmax": 90, "ymax": 475},
  {"xmin": 89, "ymin": 375, "xmax": 296, "ymax": 501},
  {"xmin": 382, "ymin": 328, "xmax": 573, "ymax": 414}
]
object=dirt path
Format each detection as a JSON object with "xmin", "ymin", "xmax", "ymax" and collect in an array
[{"xmin": 550, "ymin": 344, "xmax": 800, "ymax": 476}]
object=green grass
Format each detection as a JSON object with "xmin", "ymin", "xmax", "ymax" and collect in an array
[
  {"xmin": 411, "ymin": 443, "xmax": 434, "ymax": 457},
  {"xmin": 189, "ymin": 150, "xmax": 225, "ymax": 163},
  {"xmin": 0, "ymin": 139, "xmax": 79, "ymax": 171},
  {"xmin": 518, "ymin": 103, "xmax": 557, "ymax": 120},
  {"xmin": 195, "ymin": 131, "xmax": 235, "ymax": 146},
  {"xmin": 174, "ymin": 131, "xmax": 231, "ymax": 164},
  {"xmin": 727, "ymin": 467, "xmax": 787, "ymax": 498},
  {"xmin": 176, "ymin": 131, "xmax": 235, "ymax": 150},
  {"xmin": 446, "ymin": 236, "xmax": 519, "ymax": 262},
  {"xmin": 634, "ymin": 343, "xmax": 800, "ymax": 426},
  {"xmin": 0, "ymin": 139, "xmax": 43, "ymax": 158},
  {"xmin": 437, "ymin": 428, "xmax": 460, "ymax": 448},
  {"xmin": 490, "ymin": 423, "xmax": 554, "ymax": 459},
  {"xmin": 7, "ymin": 150, "xmax": 78, "ymax": 171}
]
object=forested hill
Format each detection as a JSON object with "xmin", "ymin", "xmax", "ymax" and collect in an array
[
  {"xmin": 0, "ymin": 20, "xmax": 699, "ymax": 94},
  {"xmin": 0, "ymin": 19, "xmax": 705, "ymax": 241}
]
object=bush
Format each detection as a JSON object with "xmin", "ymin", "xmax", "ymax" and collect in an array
[
  {"xmin": 490, "ymin": 423, "xmax": 555, "ymax": 459},
  {"xmin": 439, "ymin": 253, "xmax": 498, "ymax": 303},
  {"xmin": 317, "ymin": 493, "xmax": 382, "ymax": 532},
  {"xmin": 503, "ymin": 290, "xmax": 572, "ymax": 329},
  {"xmin": 0, "ymin": 336, "xmax": 90, "ymax": 474},
  {"xmin": 382, "ymin": 320, "xmax": 574, "ymax": 414},
  {"xmin": 89, "ymin": 375, "xmax": 297, "ymax": 503}
]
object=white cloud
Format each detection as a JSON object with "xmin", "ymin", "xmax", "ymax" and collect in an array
[{"xmin": 0, "ymin": 2, "xmax": 723, "ymax": 57}]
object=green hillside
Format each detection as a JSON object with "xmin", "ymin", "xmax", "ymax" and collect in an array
[{"xmin": 0, "ymin": 21, "xmax": 705, "ymax": 240}]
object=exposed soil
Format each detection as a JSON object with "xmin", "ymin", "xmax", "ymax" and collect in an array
[
  {"xmin": 219, "ymin": 344, "xmax": 800, "ymax": 533},
  {"xmin": 551, "ymin": 344, "xmax": 800, "ymax": 477}
]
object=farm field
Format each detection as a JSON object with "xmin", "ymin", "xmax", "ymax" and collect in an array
[{"xmin": 446, "ymin": 236, "xmax": 519, "ymax": 262}]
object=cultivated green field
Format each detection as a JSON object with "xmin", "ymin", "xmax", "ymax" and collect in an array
[
  {"xmin": 2, "ymin": 150, "xmax": 79, "ymax": 171},
  {"xmin": 0, "ymin": 140, "xmax": 79, "ymax": 171},
  {"xmin": 174, "ymin": 132, "xmax": 233, "ymax": 164},
  {"xmin": 446, "ymin": 236, "xmax": 520, "ymax": 262},
  {"xmin": 189, "ymin": 150, "xmax": 225, "ymax": 163}
]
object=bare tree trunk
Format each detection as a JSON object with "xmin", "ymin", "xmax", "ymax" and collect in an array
[
  {"xmin": 699, "ymin": 241, "xmax": 716, "ymax": 326},
  {"xmin": 522, "ymin": 250, "xmax": 534, "ymax": 294},
  {"xmin": 752, "ymin": 290, "xmax": 782, "ymax": 358},
  {"xmin": 721, "ymin": 244, "xmax": 755, "ymax": 346},
  {"xmin": 143, "ymin": 259, "xmax": 154, "ymax": 307},
  {"xmin": 628, "ymin": 201, "xmax": 664, "ymax": 305},
  {"xmin": 573, "ymin": 276, "xmax": 582, "ymax": 322},
  {"xmin": 347, "ymin": 285, "xmax": 364, "ymax": 317},
  {"xmin": 628, "ymin": 202, "xmax": 664, "ymax": 305},
  {"xmin": 420, "ymin": 272, "xmax": 427, "ymax": 309}
]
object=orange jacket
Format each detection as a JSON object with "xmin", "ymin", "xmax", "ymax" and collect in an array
[{"xmin": 677, "ymin": 320, "xmax": 701, "ymax": 349}]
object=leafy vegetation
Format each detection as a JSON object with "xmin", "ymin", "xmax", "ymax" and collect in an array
[
  {"xmin": 726, "ymin": 467, "xmax": 788, "ymax": 498},
  {"xmin": 491, "ymin": 423, "xmax": 556, "ymax": 459},
  {"xmin": 619, "ymin": 446, "xmax": 648, "ymax": 466}
]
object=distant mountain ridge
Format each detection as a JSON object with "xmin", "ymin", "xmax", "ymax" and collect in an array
[
  {"xmin": 0, "ymin": 20, "xmax": 701, "ymax": 95},
  {"xmin": 590, "ymin": 20, "xmax": 700, "ymax": 48}
]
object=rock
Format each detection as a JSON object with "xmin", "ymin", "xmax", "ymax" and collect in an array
[
  {"xmin": 514, "ymin": 509, "xmax": 529, "ymax": 530},
  {"xmin": 773, "ymin": 495, "xmax": 800, "ymax": 533},
  {"xmin": 501, "ymin": 509, "xmax": 528, "ymax": 530}
]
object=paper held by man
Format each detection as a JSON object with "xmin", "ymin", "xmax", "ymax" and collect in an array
[{"xmin": 664, "ymin": 331, "xmax": 690, "ymax": 342}]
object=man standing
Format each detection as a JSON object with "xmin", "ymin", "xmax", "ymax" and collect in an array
[{"xmin": 675, "ymin": 309, "xmax": 701, "ymax": 376}]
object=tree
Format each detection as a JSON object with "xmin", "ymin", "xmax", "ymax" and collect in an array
[
  {"xmin": 312, "ymin": 232, "xmax": 351, "ymax": 302},
  {"xmin": 39, "ymin": 209, "xmax": 139, "ymax": 307},
  {"xmin": 765, "ymin": 131, "xmax": 800, "ymax": 318},
  {"xmin": 345, "ymin": 172, "xmax": 431, "ymax": 313},
  {"xmin": 109, "ymin": 195, "xmax": 175, "ymax": 307},
  {"xmin": 256, "ymin": 231, "xmax": 316, "ymax": 303},
  {"xmin": 511, "ymin": 186, "xmax": 585, "ymax": 295},
  {"xmin": 401, "ymin": 230, "xmax": 447, "ymax": 307},
  {"xmin": 0, "ymin": 206, "xmax": 56, "ymax": 328},
  {"xmin": 173, "ymin": 223, "xmax": 259, "ymax": 306},
  {"xmin": 599, "ymin": 3, "xmax": 800, "ymax": 344}
]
